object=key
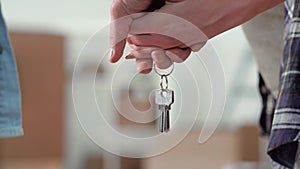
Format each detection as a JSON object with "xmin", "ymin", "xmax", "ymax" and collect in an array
[{"xmin": 155, "ymin": 89, "xmax": 174, "ymax": 133}]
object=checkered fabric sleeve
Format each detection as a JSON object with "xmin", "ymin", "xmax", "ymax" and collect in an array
[{"xmin": 268, "ymin": 0, "xmax": 300, "ymax": 168}]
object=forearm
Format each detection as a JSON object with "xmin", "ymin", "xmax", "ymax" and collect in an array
[
  {"xmin": 202, "ymin": 0, "xmax": 284, "ymax": 38},
  {"xmin": 128, "ymin": 0, "xmax": 284, "ymax": 49}
]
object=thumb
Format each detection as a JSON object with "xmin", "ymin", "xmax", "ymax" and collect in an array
[
  {"xmin": 110, "ymin": 0, "xmax": 164, "ymax": 63},
  {"xmin": 109, "ymin": 2, "xmax": 133, "ymax": 63},
  {"xmin": 110, "ymin": 18, "xmax": 132, "ymax": 63}
]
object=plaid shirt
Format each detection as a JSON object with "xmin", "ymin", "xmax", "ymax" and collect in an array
[{"xmin": 267, "ymin": 0, "xmax": 300, "ymax": 168}]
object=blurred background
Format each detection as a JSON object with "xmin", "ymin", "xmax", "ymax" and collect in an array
[{"xmin": 0, "ymin": 0, "xmax": 270, "ymax": 169}]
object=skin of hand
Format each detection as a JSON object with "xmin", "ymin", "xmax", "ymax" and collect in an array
[
  {"xmin": 110, "ymin": 0, "xmax": 153, "ymax": 64},
  {"xmin": 110, "ymin": 0, "xmax": 192, "ymax": 73},
  {"xmin": 125, "ymin": 0, "xmax": 284, "ymax": 73}
]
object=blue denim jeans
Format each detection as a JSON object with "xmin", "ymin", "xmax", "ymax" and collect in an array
[{"xmin": 0, "ymin": 4, "xmax": 23, "ymax": 138}]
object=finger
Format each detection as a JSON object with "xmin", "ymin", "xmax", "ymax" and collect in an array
[
  {"xmin": 127, "ymin": 49, "xmax": 152, "ymax": 59},
  {"xmin": 127, "ymin": 34, "xmax": 188, "ymax": 49},
  {"xmin": 110, "ymin": 0, "xmax": 157, "ymax": 63},
  {"xmin": 126, "ymin": 46, "xmax": 160, "ymax": 59},
  {"xmin": 151, "ymin": 50, "xmax": 173, "ymax": 69},
  {"xmin": 110, "ymin": 1, "xmax": 133, "ymax": 63},
  {"xmin": 136, "ymin": 58, "xmax": 153, "ymax": 74},
  {"xmin": 126, "ymin": 47, "xmax": 192, "ymax": 63},
  {"xmin": 190, "ymin": 42, "xmax": 207, "ymax": 52},
  {"xmin": 166, "ymin": 47, "xmax": 192, "ymax": 63},
  {"xmin": 128, "ymin": 43, "xmax": 160, "ymax": 52}
]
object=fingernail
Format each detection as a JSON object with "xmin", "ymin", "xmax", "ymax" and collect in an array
[
  {"xmin": 125, "ymin": 54, "xmax": 135, "ymax": 59},
  {"xmin": 109, "ymin": 49, "xmax": 115, "ymax": 62},
  {"xmin": 127, "ymin": 38, "xmax": 133, "ymax": 44},
  {"xmin": 137, "ymin": 65, "xmax": 146, "ymax": 74},
  {"xmin": 139, "ymin": 68, "xmax": 152, "ymax": 74},
  {"xmin": 166, "ymin": 51, "xmax": 178, "ymax": 58}
]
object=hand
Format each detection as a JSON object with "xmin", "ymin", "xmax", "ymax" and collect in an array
[
  {"xmin": 110, "ymin": 0, "xmax": 162, "ymax": 63},
  {"xmin": 126, "ymin": 0, "xmax": 283, "ymax": 73},
  {"xmin": 110, "ymin": 0, "xmax": 193, "ymax": 74},
  {"xmin": 125, "ymin": 44, "xmax": 192, "ymax": 73}
]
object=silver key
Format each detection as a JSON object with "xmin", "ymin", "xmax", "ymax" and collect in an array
[{"xmin": 155, "ymin": 89, "xmax": 174, "ymax": 133}]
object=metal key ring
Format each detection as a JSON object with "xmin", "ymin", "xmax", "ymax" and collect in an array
[
  {"xmin": 160, "ymin": 75, "xmax": 168, "ymax": 89},
  {"xmin": 153, "ymin": 62, "xmax": 174, "ymax": 77}
]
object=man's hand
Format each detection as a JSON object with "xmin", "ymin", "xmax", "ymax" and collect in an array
[
  {"xmin": 110, "ymin": 0, "xmax": 152, "ymax": 63},
  {"xmin": 110, "ymin": 0, "xmax": 163, "ymax": 63},
  {"xmin": 110, "ymin": 0, "xmax": 193, "ymax": 73}
]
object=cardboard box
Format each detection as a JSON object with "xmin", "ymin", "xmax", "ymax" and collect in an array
[{"xmin": 0, "ymin": 32, "xmax": 65, "ymax": 161}]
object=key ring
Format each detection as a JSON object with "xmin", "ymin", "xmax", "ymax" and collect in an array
[
  {"xmin": 153, "ymin": 63, "xmax": 174, "ymax": 90},
  {"xmin": 160, "ymin": 75, "xmax": 168, "ymax": 89},
  {"xmin": 153, "ymin": 63, "xmax": 174, "ymax": 77}
]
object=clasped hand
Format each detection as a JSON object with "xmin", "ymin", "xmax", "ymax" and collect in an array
[
  {"xmin": 110, "ymin": 0, "xmax": 209, "ymax": 74},
  {"xmin": 109, "ymin": 0, "xmax": 283, "ymax": 73}
]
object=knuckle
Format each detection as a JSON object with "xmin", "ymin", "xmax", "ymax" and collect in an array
[{"xmin": 110, "ymin": 1, "xmax": 119, "ymax": 13}]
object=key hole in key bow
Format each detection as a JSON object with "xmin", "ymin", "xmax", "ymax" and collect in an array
[{"xmin": 161, "ymin": 90, "xmax": 167, "ymax": 98}]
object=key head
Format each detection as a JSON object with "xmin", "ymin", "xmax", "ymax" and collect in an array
[{"xmin": 155, "ymin": 89, "xmax": 174, "ymax": 106}]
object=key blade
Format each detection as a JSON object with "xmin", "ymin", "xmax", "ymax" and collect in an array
[
  {"xmin": 164, "ymin": 108, "xmax": 168, "ymax": 132},
  {"xmin": 159, "ymin": 107, "xmax": 165, "ymax": 133},
  {"xmin": 165, "ymin": 110, "xmax": 170, "ymax": 132}
]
